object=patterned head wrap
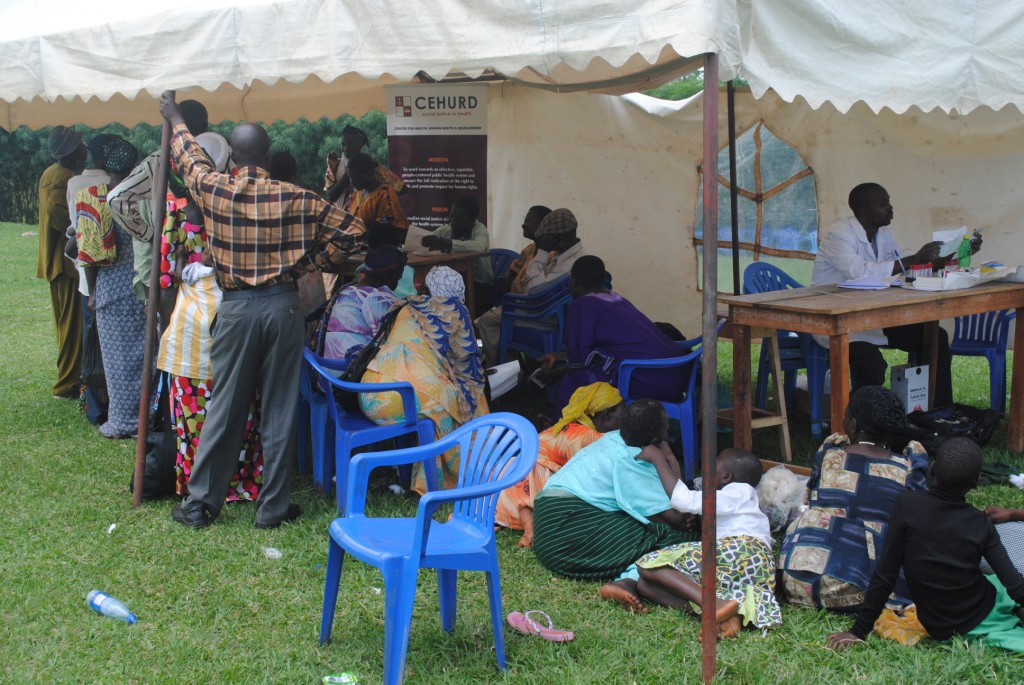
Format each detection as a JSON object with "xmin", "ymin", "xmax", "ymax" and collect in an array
[
  {"xmin": 102, "ymin": 137, "xmax": 138, "ymax": 174},
  {"xmin": 195, "ymin": 132, "xmax": 231, "ymax": 172},
  {"xmin": 535, "ymin": 208, "xmax": 578, "ymax": 239},
  {"xmin": 425, "ymin": 266, "xmax": 465, "ymax": 301},
  {"xmin": 549, "ymin": 382, "xmax": 623, "ymax": 436}
]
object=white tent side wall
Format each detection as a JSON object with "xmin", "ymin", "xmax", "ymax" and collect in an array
[{"xmin": 484, "ymin": 85, "xmax": 1024, "ymax": 334}]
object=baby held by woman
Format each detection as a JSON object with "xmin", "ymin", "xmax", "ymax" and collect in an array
[{"xmin": 600, "ymin": 400, "xmax": 780, "ymax": 638}]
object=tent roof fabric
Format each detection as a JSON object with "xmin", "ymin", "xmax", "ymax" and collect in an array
[
  {"xmin": 0, "ymin": 0, "xmax": 739, "ymax": 129},
  {"xmin": 738, "ymin": 0, "xmax": 1024, "ymax": 115}
]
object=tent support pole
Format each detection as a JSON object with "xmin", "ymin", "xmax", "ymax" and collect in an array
[
  {"xmin": 727, "ymin": 81, "xmax": 739, "ymax": 295},
  {"xmin": 700, "ymin": 53, "xmax": 720, "ymax": 684},
  {"xmin": 132, "ymin": 93, "xmax": 174, "ymax": 507}
]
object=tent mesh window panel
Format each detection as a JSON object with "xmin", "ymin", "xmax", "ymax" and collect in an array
[{"xmin": 695, "ymin": 121, "xmax": 818, "ymax": 292}]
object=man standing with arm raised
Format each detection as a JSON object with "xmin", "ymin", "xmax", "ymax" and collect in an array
[{"xmin": 158, "ymin": 92, "xmax": 366, "ymax": 529}]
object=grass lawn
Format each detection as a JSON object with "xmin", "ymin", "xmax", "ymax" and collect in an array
[{"xmin": 3, "ymin": 221, "xmax": 1024, "ymax": 684}]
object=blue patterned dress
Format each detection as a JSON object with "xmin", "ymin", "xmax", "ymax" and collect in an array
[
  {"xmin": 94, "ymin": 223, "xmax": 147, "ymax": 437},
  {"xmin": 359, "ymin": 295, "xmax": 488, "ymax": 493},
  {"xmin": 778, "ymin": 434, "xmax": 929, "ymax": 611}
]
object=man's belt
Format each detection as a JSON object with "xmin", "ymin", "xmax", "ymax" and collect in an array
[{"xmin": 221, "ymin": 281, "xmax": 298, "ymax": 301}]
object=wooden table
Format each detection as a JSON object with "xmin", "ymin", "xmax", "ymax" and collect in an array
[
  {"xmin": 340, "ymin": 251, "xmax": 487, "ymax": 314},
  {"xmin": 719, "ymin": 281, "xmax": 1024, "ymax": 452}
]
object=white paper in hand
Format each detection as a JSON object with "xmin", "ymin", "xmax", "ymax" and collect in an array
[
  {"xmin": 403, "ymin": 224, "xmax": 437, "ymax": 256},
  {"xmin": 933, "ymin": 226, "xmax": 968, "ymax": 258}
]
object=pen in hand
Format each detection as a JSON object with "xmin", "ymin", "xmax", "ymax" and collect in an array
[{"xmin": 894, "ymin": 249, "xmax": 914, "ymax": 283}]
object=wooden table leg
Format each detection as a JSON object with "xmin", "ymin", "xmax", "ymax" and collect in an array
[
  {"xmin": 766, "ymin": 335, "xmax": 792, "ymax": 461},
  {"xmin": 829, "ymin": 333, "xmax": 850, "ymax": 435},
  {"xmin": 922, "ymin": 321, "xmax": 939, "ymax": 406},
  {"xmin": 1009, "ymin": 308, "xmax": 1024, "ymax": 452},
  {"xmin": 732, "ymin": 322, "xmax": 752, "ymax": 450}
]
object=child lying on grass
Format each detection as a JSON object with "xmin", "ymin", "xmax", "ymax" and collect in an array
[
  {"xmin": 600, "ymin": 401, "xmax": 780, "ymax": 638},
  {"xmin": 828, "ymin": 438, "xmax": 1024, "ymax": 652}
]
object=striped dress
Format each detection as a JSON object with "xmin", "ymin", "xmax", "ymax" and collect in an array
[{"xmin": 532, "ymin": 431, "xmax": 698, "ymax": 581}]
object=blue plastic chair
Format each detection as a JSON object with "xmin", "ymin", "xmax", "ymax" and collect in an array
[
  {"xmin": 496, "ymin": 274, "xmax": 572, "ymax": 364},
  {"xmin": 489, "ymin": 248, "xmax": 520, "ymax": 302},
  {"xmin": 616, "ymin": 321, "xmax": 722, "ymax": 481},
  {"xmin": 304, "ymin": 350, "xmax": 436, "ymax": 514},
  {"xmin": 319, "ymin": 413, "xmax": 539, "ymax": 685},
  {"xmin": 951, "ymin": 309, "xmax": 1017, "ymax": 414},
  {"xmin": 297, "ymin": 353, "xmax": 330, "ymax": 482},
  {"xmin": 743, "ymin": 262, "xmax": 830, "ymax": 438}
]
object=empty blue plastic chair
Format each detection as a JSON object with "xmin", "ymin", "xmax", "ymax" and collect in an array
[
  {"xmin": 489, "ymin": 248, "xmax": 521, "ymax": 302},
  {"xmin": 743, "ymin": 262, "xmax": 830, "ymax": 438},
  {"xmin": 319, "ymin": 413, "xmax": 539, "ymax": 685},
  {"xmin": 951, "ymin": 309, "xmax": 1017, "ymax": 414},
  {"xmin": 304, "ymin": 350, "xmax": 436, "ymax": 514}
]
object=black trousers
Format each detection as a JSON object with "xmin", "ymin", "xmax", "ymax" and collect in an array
[{"xmin": 848, "ymin": 323, "xmax": 954, "ymax": 408}]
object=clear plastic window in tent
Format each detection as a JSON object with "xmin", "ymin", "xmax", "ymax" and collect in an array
[{"xmin": 695, "ymin": 121, "xmax": 818, "ymax": 292}]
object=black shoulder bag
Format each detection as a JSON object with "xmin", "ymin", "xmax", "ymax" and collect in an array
[{"xmin": 335, "ymin": 303, "xmax": 407, "ymax": 412}]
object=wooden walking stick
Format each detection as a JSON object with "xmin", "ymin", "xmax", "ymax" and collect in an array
[{"xmin": 132, "ymin": 91, "xmax": 174, "ymax": 507}]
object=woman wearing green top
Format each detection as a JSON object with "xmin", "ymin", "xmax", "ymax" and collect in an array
[{"xmin": 533, "ymin": 400, "xmax": 699, "ymax": 581}]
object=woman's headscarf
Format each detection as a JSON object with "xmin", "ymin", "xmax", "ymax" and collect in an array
[
  {"xmin": 425, "ymin": 266, "xmax": 465, "ymax": 301},
  {"xmin": 102, "ymin": 137, "xmax": 138, "ymax": 174},
  {"xmin": 550, "ymin": 381, "xmax": 622, "ymax": 435}
]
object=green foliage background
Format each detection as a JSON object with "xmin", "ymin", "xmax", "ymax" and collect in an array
[{"xmin": 0, "ymin": 112, "xmax": 388, "ymax": 224}]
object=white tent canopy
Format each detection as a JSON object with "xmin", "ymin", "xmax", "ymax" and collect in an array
[
  {"xmin": 0, "ymin": 0, "xmax": 739, "ymax": 129},
  {"xmin": 737, "ymin": 0, "xmax": 1024, "ymax": 115}
]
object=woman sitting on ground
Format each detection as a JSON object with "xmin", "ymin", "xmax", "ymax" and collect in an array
[
  {"xmin": 778, "ymin": 385, "xmax": 928, "ymax": 611},
  {"xmin": 359, "ymin": 266, "xmax": 489, "ymax": 493},
  {"xmin": 495, "ymin": 382, "xmax": 624, "ymax": 548},
  {"xmin": 602, "ymin": 446, "xmax": 781, "ymax": 638},
  {"xmin": 983, "ymin": 506, "xmax": 1024, "ymax": 576},
  {"xmin": 532, "ymin": 399, "xmax": 699, "ymax": 581}
]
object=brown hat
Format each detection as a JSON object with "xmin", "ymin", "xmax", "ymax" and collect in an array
[
  {"xmin": 536, "ymin": 208, "xmax": 578, "ymax": 238},
  {"xmin": 47, "ymin": 125, "xmax": 83, "ymax": 159}
]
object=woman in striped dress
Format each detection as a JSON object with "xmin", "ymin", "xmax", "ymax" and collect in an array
[
  {"xmin": 532, "ymin": 399, "xmax": 699, "ymax": 581},
  {"xmin": 156, "ymin": 169, "xmax": 263, "ymax": 501}
]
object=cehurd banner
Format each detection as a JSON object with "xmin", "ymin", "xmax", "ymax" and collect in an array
[{"xmin": 387, "ymin": 83, "xmax": 488, "ymax": 136}]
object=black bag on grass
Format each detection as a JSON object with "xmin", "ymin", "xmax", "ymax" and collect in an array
[
  {"xmin": 891, "ymin": 403, "xmax": 1000, "ymax": 455},
  {"xmin": 128, "ymin": 380, "xmax": 177, "ymax": 499}
]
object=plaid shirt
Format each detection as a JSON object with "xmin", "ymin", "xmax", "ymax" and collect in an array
[{"xmin": 170, "ymin": 123, "xmax": 365, "ymax": 290}]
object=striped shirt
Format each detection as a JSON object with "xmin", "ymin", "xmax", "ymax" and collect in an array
[{"xmin": 170, "ymin": 123, "xmax": 365, "ymax": 290}]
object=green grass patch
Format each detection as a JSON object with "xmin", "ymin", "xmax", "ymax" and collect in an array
[{"xmin": 2, "ymin": 221, "xmax": 1023, "ymax": 684}]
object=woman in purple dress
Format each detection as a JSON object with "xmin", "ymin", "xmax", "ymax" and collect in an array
[{"xmin": 540, "ymin": 255, "xmax": 687, "ymax": 411}]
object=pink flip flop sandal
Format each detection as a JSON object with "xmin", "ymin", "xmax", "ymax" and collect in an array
[{"xmin": 506, "ymin": 610, "xmax": 575, "ymax": 642}]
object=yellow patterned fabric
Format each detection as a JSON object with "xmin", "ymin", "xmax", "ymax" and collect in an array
[
  {"xmin": 157, "ymin": 274, "xmax": 222, "ymax": 379},
  {"xmin": 874, "ymin": 606, "xmax": 929, "ymax": 646},
  {"xmin": 359, "ymin": 295, "xmax": 488, "ymax": 493},
  {"xmin": 75, "ymin": 184, "xmax": 117, "ymax": 266}
]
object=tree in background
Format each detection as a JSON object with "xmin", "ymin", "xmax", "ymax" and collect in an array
[{"xmin": 0, "ymin": 112, "xmax": 391, "ymax": 223}]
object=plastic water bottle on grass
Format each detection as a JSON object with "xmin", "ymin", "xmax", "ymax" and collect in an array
[{"xmin": 87, "ymin": 590, "xmax": 137, "ymax": 624}]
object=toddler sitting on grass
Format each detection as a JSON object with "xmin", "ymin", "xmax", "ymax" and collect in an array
[
  {"xmin": 601, "ymin": 405, "xmax": 780, "ymax": 638},
  {"xmin": 828, "ymin": 438, "xmax": 1024, "ymax": 652}
]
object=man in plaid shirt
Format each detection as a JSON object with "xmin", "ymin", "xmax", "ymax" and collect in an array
[{"xmin": 159, "ymin": 91, "xmax": 365, "ymax": 529}]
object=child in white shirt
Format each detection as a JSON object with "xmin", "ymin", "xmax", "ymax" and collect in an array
[{"xmin": 601, "ymin": 407, "xmax": 780, "ymax": 638}]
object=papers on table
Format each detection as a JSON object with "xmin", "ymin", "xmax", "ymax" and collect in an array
[
  {"xmin": 904, "ymin": 265, "xmax": 1011, "ymax": 291},
  {"xmin": 838, "ymin": 275, "xmax": 901, "ymax": 290},
  {"xmin": 933, "ymin": 226, "xmax": 968, "ymax": 258},
  {"xmin": 402, "ymin": 224, "xmax": 436, "ymax": 256}
]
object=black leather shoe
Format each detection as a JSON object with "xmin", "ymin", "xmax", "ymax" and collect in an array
[
  {"xmin": 172, "ymin": 503, "xmax": 212, "ymax": 529},
  {"xmin": 255, "ymin": 503, "xmax": 302, "ymax": 529}
]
